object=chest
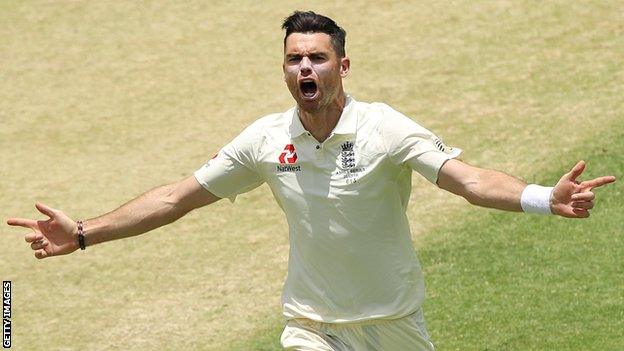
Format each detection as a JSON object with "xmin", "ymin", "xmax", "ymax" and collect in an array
[{"xmin": 257, "ymin": 133, "xmax": 402, "ymax": 208}]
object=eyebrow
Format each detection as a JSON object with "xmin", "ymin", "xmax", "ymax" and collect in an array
[
  {"xmin": 310, "ymin": 53, "xmax": 327, "ymax": 58},
  {"xmin": 284, "ymin": 51, "xmax": 328, "ymax": 59}
]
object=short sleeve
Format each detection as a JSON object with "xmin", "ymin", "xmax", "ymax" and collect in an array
[
  {"xmin": 194, "ymin": 122, "xmax": 265, "ymax": 202},
  {"xmin": 378, "ymin": 103, "xmax": 462, "ymax": 184}
]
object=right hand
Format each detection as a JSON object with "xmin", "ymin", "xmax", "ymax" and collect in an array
[{"xmin": 7, "ymin": 203, "xmax": 79, "ymax": 259}]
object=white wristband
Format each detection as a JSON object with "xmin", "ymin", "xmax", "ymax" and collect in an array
[{"xmin": 520, "ymin": 184, "xmax": 554, "ymax": 215}]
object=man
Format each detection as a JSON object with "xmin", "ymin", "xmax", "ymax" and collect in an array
[{"xmin": 7, "ymin": 11, "xmax": 615, "ymax": 351}]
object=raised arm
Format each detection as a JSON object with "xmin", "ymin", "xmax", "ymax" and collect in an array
[
  {"xmin": 437, "ymin": 159, "xmax": 615, "ymax": 217},
  {"xmin": 7, "ymin": 175, "xmax": 220, "ymax": 259}
]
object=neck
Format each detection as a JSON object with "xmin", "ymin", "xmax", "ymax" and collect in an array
[{"xmin": 298, "ymin": 91, "xmax": 346, "ymax": 143}]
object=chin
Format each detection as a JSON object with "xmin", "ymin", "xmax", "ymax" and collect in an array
[
  {"xmin": 298, "ymin": 100, "xmax": 322, "ymax": 113},
  {"xmin": 291, "ymin": 94, "xmax": 317, "ymax": 110}
]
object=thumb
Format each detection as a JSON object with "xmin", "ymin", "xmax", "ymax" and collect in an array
[
  {"xmin": 565, "ymin": 160, "xmax": 586, "ymax": 182},
  {"xmin": 35, "ymin": 203, "xmax": 57, "ymax": 219}
]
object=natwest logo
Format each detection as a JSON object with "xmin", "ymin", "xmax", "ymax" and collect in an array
[{"xmin": 278, "ymin": 144, "xmax": 298, "ymax": 164}]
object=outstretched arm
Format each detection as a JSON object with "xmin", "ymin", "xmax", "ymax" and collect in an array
[
  {"xmin": 437, "ymin": 159, "xmax": 616, "ymax": 218},
  {"xmin": 7, "ymin": 175, "xmax": 220, "ymax": 259}
]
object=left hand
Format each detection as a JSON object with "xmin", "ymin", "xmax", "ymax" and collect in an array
[{"xmin": 551, "ymin": 160, "xmax": 616, "ymax": 218}]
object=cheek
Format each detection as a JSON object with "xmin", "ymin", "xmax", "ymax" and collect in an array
[
  {"xmin": 285, "ymin": 66, "xmax": 299, "ymax": 77},
  {"xmin": 316, "ymin": 63, "xmax": 339, "ymax": 77},
  {"xmin": 317, "ymin": 68, "xmax": 340, "ymax": 87},
  {"xmin": 284, "ymin": 76, "xmax": 298, "ymax": 93},
  {"xmin": 315, "ymin": 64, "xmax": 331, "ymax": 74},
  {"xmin": 283, "ymin": 70, "xmax": 296, "ymax": 84}
]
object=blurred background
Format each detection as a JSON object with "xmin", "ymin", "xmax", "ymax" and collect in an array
[{"xmin": 1, "ymin": 1, "xmax": 622, "ymax": 350}]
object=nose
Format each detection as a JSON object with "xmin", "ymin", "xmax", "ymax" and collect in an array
[{"xmin": 299, "ymin": 57, "xmax": 312, "ymax": 75}]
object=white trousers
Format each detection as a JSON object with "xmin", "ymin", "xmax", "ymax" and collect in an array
[{"xmin": 280, "ymin": 309, "xmax": 435, "ymax": 351}]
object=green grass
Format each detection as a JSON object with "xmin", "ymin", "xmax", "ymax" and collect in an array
[
  {"xmin": 1, "ymin": 1, "xmax": 622, "ymax": 350},
  {"xmin": 421, "ymin": 130, "xmax": 623, "ymax": 350}
]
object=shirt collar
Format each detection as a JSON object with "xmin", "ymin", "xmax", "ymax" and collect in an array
[
  {"xmin": 288, "ymin": 107, "xmax": 307, "ymax": 138},
  {"xmin": 288, "ymin": 94, "xmax": 357, "ymax": 138},
  {"xmin": 332, "ymin": 95, "xmax": 357, "ymax": 135}
]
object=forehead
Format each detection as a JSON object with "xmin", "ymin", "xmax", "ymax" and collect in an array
[{"xmin": 284, "ymin": 32, "xmax": 333, "ymax": 55}]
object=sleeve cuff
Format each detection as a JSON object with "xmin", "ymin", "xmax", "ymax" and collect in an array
[
  {"xmin": 193, "ymin": 168, "xmax": 236, "ymax": 203},
  {"xmin": 408, "ymin": 148, "xmax": 462, "ymax": 184}
]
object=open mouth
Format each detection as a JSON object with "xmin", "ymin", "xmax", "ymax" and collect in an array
[{"xmin": 299, "ymin": 80, "xmax": 318, "ymax": 99}]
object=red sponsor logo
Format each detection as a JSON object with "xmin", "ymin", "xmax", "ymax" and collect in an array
[{"xmin": 278, "ymin": 144, "xmax": 298, "ymax": 164}]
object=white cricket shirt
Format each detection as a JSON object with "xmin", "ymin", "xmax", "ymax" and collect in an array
[{"xmin": 194, "ymin": 96, "xmax": 461, "ymax": 323}]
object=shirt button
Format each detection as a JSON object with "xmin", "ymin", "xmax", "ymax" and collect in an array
[{"xmin": 316, "ymin": 145, "xmax": 320, "ymax": 150}]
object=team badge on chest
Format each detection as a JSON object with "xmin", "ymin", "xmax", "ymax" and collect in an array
[
  {"xmin": 333, "ymin": 140, "xmax": 364, "ymax": 185},
  {"xmin": 340, "ymin": 141, "xmax": 355, "ymax": 169}
]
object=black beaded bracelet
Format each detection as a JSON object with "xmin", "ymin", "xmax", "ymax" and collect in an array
[{"xmin": 77, "ymin": 220, "xmax": 86, "ymax": 250}]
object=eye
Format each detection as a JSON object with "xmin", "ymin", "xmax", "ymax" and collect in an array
[
  {"xmin": 310, "ymin": 54, "xmax": 327, "ymax": 62},
  {"xmin": 287, "ymin": 55, "xmax": 301, "ymax": 63}
]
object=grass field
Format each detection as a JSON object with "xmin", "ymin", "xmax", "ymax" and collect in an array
[{"xmin": 1, "ymin": 1, "xmax": 622, "ymax": 350}]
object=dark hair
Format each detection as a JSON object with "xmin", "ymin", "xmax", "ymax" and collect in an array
[{"xmin": 282, "ymin": 11, "xmax": 347, "ymax": 57}]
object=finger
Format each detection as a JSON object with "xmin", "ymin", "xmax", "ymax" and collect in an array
[
  {"xmin": 565, "ymin": 160, "xmax": 586, "ymax": 182},
  {"xmin": 30, "ymin": 240, "xmax": 48, "ymax": 250},
  {"xmin": 580, "ymin": 175, "xmax": 616, "ymax": 191},
  {"xmin": 24, "ymin": 233, "xmax": 44, "ymax": 243},
  {"xmin": 572, "ymin": 208, "xmax": 590, "ymax": 218},
  {"xmin": 571, "ymin": 201, "xmax": 594, "ymax": 210},
  {"xmin": 571, "ymin": 192, "xmax": 595, "ymax": 202},
  {"xmin": 34, "ymin": 250, "xmax": 48, "ymax": 259},
  {"xmin": 6, "ymin": 218, "xmax": 38, "ymax": 229},
  {"xmin": 35, "ymin": 203, "xmax": 56, "ymax": 219}
]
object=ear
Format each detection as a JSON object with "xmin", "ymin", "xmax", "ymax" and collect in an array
[{"xmin": 339, "ymin": 56, "xmax": 350, "ymax": 78}]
